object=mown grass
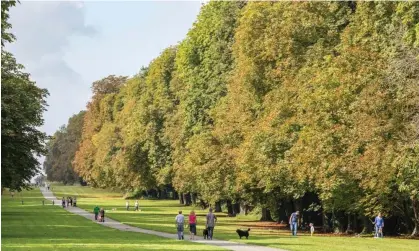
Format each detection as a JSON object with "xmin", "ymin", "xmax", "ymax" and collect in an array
[
  {"xmin": 1, "ymin": 188, "xmax": 223, "ymax": 251},
  {"xmin": 51, "ymin": 184, "xmax": 419, "ymax": 251}
]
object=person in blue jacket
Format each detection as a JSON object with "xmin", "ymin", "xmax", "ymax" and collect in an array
[
  {"xmin": 374, "ymin": 212, "xmax": 384, "ymax": 238},
  {"xmin": 289, "ymin": 211, "xmax": 299, "ymax": 236}
]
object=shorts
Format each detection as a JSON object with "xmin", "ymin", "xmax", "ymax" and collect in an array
[{"xmin": 189, "ymin": 224, "xmax": 196, "ymax": 234}]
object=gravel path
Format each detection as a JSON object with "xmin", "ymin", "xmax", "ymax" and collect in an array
[{"xmin": 40, "ymin": 188, "xmax": 287, "ymax": 251}]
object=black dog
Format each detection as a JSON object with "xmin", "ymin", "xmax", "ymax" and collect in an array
[
  {"xmin": 236, "ymin": 228, "xmax": 250, "ymax": 239},
  {"xmin": 203, "ymin": 228, "xmax": 209, "ymax": 239}
]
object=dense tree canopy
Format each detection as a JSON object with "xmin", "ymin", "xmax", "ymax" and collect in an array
[
  {"xmin": 48, "ymin": 1, "xmax": 419, "ymax": 235},
  {"xmin": 1, "ymin": 1, "xmax": 49, "ymax": 192},
  {"xmin": 44, "ymin": 111, "xmax": 85, "ymax": 184}
]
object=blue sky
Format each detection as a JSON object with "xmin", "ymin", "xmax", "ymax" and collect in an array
[{"xmin": 8, "ymin": 1, "xmax": 203, "ymax": 136}]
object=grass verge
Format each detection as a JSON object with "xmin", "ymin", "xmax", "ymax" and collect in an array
[
  {"xmin": 1, "ymin": 188, "xmax": 223, "ymax": 251},
  {"xmin": 51, "ymin": 185, "xmax": 419, "ymax": 251}
]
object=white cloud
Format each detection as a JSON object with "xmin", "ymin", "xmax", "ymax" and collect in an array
[{"xmin": 7, "ymin": 1, "xmax": 97, "ymax": 135}]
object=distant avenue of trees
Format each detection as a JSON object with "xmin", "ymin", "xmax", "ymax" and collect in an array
[
  {"xmin": 44, "ymin": 111, "xmax": 86, "ymax": 185},
  {"xmin": 43, "ymin": 2, "xmax": 418, "ymax": 236}
]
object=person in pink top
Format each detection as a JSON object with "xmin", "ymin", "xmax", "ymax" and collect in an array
[{"xmin": 188, "ymin": 210, "xmax": 197, "ymax": 240}]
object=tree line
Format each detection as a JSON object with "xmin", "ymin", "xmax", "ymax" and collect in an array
[
  {"xmin": 44, "ymin": 111, "xmax": 85, "ymax": 185},
  {"xmin": 2, "ymin": 1, "xmax": 49, "ymax": 192},
  {"xmin": 44, "ymin": 1, "xmax": 419, "ymax": 236}
]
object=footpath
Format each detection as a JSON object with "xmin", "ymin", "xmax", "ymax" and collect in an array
[{"xmin": 40, "ymin": 188, "xmax": 287, "ymax": 251}]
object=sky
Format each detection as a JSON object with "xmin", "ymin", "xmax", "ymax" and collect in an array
[{"xmin": 7, "ymin": 1, "xmax": 203, "ymax": 137}]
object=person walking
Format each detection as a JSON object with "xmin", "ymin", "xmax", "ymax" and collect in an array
[
  {"xmin": 188, "ymin": 210, "xmax": 197, "ymax": 240},
  {"xmin": 289, "ymin": 211, "xmax": 299, "ymax": 236},
  {"xmin": 134, "ymin": 200, "xmax": 139, "ymax": 211},
  {"xmin": 94, "ymin": 205, "xmax": 100, "ymax": 221},
  {"xmin": 175, "ymin": 211, "xmax": 185, "ymax": 240},
  {"xmin": 73, "ymin": 197, "xmax": 77, "ymax": 207},
  {"xmin": 206, "ymin": 208, "xmax": 217, "ymax": 240},
  {"xmin": 100, "ymin": 208, "xmax": 105, "ymax": 222},
  {"xmin": 126, "ymin": 201, "xmax": 129, "ymax": 211},
  {"xmin": 61, "ymin": 197, "xmax": 66, "ymax": 208},
  {"xmin": 69, "ymin": 197, "xmax": 73, "ymax": 207},
  {"xmin": 374, "ymin": 212, "xmax": 384, "ymax": 238}
]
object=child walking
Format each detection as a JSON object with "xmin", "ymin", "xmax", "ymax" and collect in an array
[{"xmin": 310, "ymin": 223, "xmax": 314, "ymax": 236}]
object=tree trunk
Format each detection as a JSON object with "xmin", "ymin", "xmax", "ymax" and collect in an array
[
  {"xmin": 353, "ymin": 214, "xmax": 358, "ymax": 233},
  {"xmin": 191, "ymin": 193, "xmax": 197, "ymax": 205},
  {"xmin": 160, "ymin": 189, "xmax": 168, "ymax": 199},
  {"xmin": 183, "ymin": 193, "xmax": 191, "ymax": 205},
  {"xmin": 278, "ymin": 201, "xmax": 288, "ymax": 224},
  {"xmin": 226, "ymin": 200, "xmax": 234, "ymax": 215},
  {"xmin": 332, "ymin": 211, "xmax": 338, "ymax": 233},
  {"xmin": 331, "ymin": 210, "xmax": 345, "ymax": 233},
  {"xmin": 412, "ymin": 198, "xmax": 419, "ymax": 236},
  {"xmin": 149, "ymin": 189, "xmax": 157, "ymax": 198},
  {"xmin": 173, "ymin": 191, "xmax": 179, "ymax": 200},
  {"xmin": 186, "ymin": 193, "xmax": 192, "ymax": 205},
  {"xmin": 183, "ymin": 193, "xmax": 187, "ymax": 205},
  {"xmin": 200, "ymin": 199, "xmax": 208, "ymax": 209},
  {"xmin": 260, "ymin": 208, "xmax": 273, "ymax": 221},
  {"xmin": 361, "ymin": 215, "xmax": 372, "ymax": 234},
  {"xmin": 275, "ymin": 199, "xmax": 283, "ymax": 223},
  {"xmin": 403, "ymin": 199, "xmax": 414, "ymax": 233},
  {"xmin": 233, "ymin": 202, "xmax": 240, "ymax": 215},
  {"xmin": 322, "ymin": 211, "xmax": 331, "ymax": 233},
  {"xmin": 240, "ymin": 202, "xmax": 249, "ymax": 215},
  {"xmin": 214, "ymin": 201, "xmax": 222, "ymax": 212},
  {"xmin": 179, "ymin": 193, "xmax": 184, "ymax": 205},
  {"xmin": 346, "ymin": 214, "xmax": 353, "ymax": 234}
]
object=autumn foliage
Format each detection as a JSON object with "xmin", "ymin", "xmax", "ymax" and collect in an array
[{"xmin": 46, "ymin": 2, "xmax": 419, "ymax": 235}]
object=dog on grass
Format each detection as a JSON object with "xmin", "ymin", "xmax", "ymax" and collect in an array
[
  {"xmin": 236, "ymin": 228, "xmax": 251, "ymax": 239},
  {"xmin": 203, "ymin": 228, "xmax": 209, "ymax": 239}
]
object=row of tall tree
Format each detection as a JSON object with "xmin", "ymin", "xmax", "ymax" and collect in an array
[
  {"xmin": 2, "ymin": 1, "xmax": 49, "ymax": 192},
  {"xmin": 44, "ymin": 111, "xmax": 85, "ymax": 184},
  {"xmin": 46, "ymin": 1, "xmax": 419, "ymax": 235}
]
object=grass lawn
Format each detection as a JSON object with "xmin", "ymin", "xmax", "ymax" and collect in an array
[
  {"xmin": 1, "ymin": 188, "xmax": 223, "ymax": 251},
  {"xmin": 51, "ymin": 184, "xmax": 419, "ymax": 251}
]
